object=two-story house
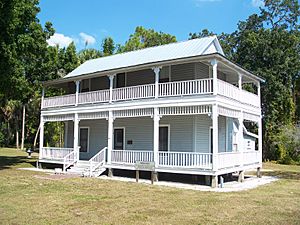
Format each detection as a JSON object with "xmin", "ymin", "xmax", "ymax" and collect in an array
[{"xmin": 38, "ymin": 36, "xmax": 264, "ymax": 187}]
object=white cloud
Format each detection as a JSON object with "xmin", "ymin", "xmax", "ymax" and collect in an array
[
  {"xmin": 79, "ymin": 32, "xmax": 96, "ymax": 46},
  {"xmin": 251, "ymin": 0, "xmax": 264, "ymax": 7},
  {"xmin": 47, "ymin": 33, "xmax": 73, "ymax": 48}
]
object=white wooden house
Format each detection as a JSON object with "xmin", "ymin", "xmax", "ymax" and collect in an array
[{"xmin": 38, "ymin": 36, "xmax": 264, "ymax": 187}]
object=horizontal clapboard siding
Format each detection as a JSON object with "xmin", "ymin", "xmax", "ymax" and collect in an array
[
  {"xmin": 195, "ymin": 62, "xmax": 210, "ymax": 79},
  {"xmin": 171, "ymin": 63, "xmax": 195, "ymax": 81}
]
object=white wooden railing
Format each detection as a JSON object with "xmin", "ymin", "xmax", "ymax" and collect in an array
[
  {"xmin": 158, "ymin": 152, "xmax": 212, "ymax": 169},
  {"xmin": 218, "ymin": 152, "xmax": 242, "ymax": 169},
  {"xmin": 42, "ymin": 78, "xmax": 260, "ymax": 108},
  {"xmin": 78, "ymin": 90, "xmax": 110, "ymax": 104},
  {"xmin": 112, "ymin": 84, "xmax": 155, "ymax": 101},
  {"xmin": 89, "ymin": 147, "xmax": 107, "ymax": 176},
  {"xmin": 243, "ymin": 150, "xmax": 260, "ymax": 165},
  {"xmin": 39, "ymin": 147, "xmax": 73, "ymax": 160},
  {"xmin": 217, "ymin": 79, "xmax": 240, "ymax": 101},
  {"xmin": 217, "ymin": 79, "xmax": 260, "ymax": 107},
  {"xmin": 63, "ymin": 150, "xmax": 78, "ymax": 172},
  {"xmin": 241, "ymin": 90, "xmax": 260, "ymax": 107},
  {"xmin": 42, "ymin": 94, "xmax": 76, "ymax": 108},
  {"xmin": 159, "ymin": 78, "xmax": 213, "ymax": 97},
  {"xmin": 111, "ymin": 150, "xmax": 154, "ymax": 165}
]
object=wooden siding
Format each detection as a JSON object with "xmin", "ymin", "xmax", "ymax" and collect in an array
[
  {"xmin": 126, "ymin": 69, "xmax": 154, "ymax": 86},
  {"xmin": 195, "ymin": 62, "xmax": 209, "ymax": 79},
  {"xmin": 171, "ymin": 63, "xmax": 195, "ymax": 81},
  {"xmin": 91, "ymin": 76, "xmax": 109, "ymax": 91}
]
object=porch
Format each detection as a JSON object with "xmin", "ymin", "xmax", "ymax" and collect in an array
[
  {"xmin": 38, "ymin": 147, "xmax": 260, "ymax": 175},
  {"xmin": 38, "ymin": 111, "xmax": 262, "ymax": 177}
]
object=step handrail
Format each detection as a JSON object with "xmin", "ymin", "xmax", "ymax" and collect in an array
[
  {"xmin": 89, "ymin": 147, "xmax": 107, "ymax": 176},
  {"xmin": 63, "ymin": 150, "xmax": 78, "ymax": 172}
]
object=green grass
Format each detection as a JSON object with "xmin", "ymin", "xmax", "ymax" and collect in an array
[{"xmin": 0, "ymin": 148, "xmax": 299, "ymax": 225}]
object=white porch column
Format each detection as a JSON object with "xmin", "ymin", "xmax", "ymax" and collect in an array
[
  {"xmin": 212, "ymin": 104, "xmax": 218, "ymax": 171},
  {"xmin": 73, "ymin": 113, "xmax": 80, "ymax": 161},
  {"xmin": 238, "ymin": 112, "xmax": 244, "ymax": 167},
  {"xmin": 41, "ymin": 87, "xmax": 45, "ymax": 109},
  {"xmin": 211, "ymin": 59, "xmax": 218, "ymax": 95},
  {"xmin": 152, "ymin": 67, "xmax": 161, "ymax": 99},
  {"xmin": 258, "ymin": 116, "xmax": 263, "ymax": 166},
  {"xmin": 39, "ymin": 116, "xmax": 44, "ymax": 159},
  {"xmin": 257, "ymin": 81, "xmax": 261, "ymax": 104},
  {"xmin": 107, "ymin": 110, "xmax": 114, "ymax": 164},
  {"xmin": 238, "ymin": 73, "xmax": 242, "ymax": 90},
  {"xmin": 108, "ymin": 74, "xmax": 115, "ymax": 103},
  {"xmin": 153, "ymin": 107, "xmax": 160, "ymax": 167},
  {"xmin": 75, "ymin": 80, "xmax": 80, "ymax": 106}
]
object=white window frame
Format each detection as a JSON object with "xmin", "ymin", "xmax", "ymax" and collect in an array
[{"xmin": 79, "ymin": 126, "xmax": 90, "ymax": 153}]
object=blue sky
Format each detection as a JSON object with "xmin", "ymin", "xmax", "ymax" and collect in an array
[{"xmin": 38, "ymin": 0, "xmax": 263, "ymax": 50}]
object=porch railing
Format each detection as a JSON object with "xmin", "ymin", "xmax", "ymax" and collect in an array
[
  {"xmin": 78, "ymin": 89, "xmax": 110, "ymax": 104},
  {"xmin": 217, "ymin": 152, "xmax": 242, "ymax": 169},
  {"xmin": 89, "ymin": 147, "xmax": 107, "ymax": 176},
  {"xmin": 112, "ymin": 84, "xmax": 155, "ymax": 101},
  {"xmin": 42, "ymin": 94, "xmax": 76, "ymax": 108},
  {"xmin": 42, "ymin": 78, "xmax": 260, "ymax": 109},
  {"xmin": 158, "ymin": 151, "xmax": 212, "ymax": 169},
  {"xmin": 39, "ymin": 147, "xmax": 73, "ymax": 160},
  {"xmin": 111, "ymin": 150, "xmax": 154, "ymax": 165},
  {"xmin": 243, "ymin": 150, "xmax": 260, "ymax": 165},
  {"xmin": 159, "ymin": 78, "xmax": 213, "ymax": 97}
]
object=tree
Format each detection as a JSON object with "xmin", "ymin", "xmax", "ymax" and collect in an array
[
  {"xmin": 102, "ymin": 37, "xmax": 115, "ymax": 56},
  {"xmin": 0, "ymin": 0, "xmax": 55, "ymax": 148},
  {"xmin": 117, "ymin": 26, "xmax": 177, "ymax": 53},
  {"xmin": 188, "ymin": 0, "xmax": 300, "ymax": 162},
  {"xmin": 78, "ymin": 48, "xmax": 102, "ymax": 64}
]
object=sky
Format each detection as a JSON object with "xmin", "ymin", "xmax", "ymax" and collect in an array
[{"xmin": 38, "ymin": 0, "xmax": 264, "ymax": 51}]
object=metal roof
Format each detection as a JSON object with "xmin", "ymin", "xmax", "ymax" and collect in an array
[{"xmin": 65, "ymin": 36, "xmax": 224, "ymax": 78}]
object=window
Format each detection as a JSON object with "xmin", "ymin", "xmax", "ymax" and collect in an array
[
  {"xmin": 159, "ymin": 126, "xmax": 169, "ymax": 151},
  {"xmin": 114, "ymin": 128, "xmax": 124, "ymax": 150},
  {"xmin": 79, "ymin": 128, "xmax": 89, "ymax": 152}
]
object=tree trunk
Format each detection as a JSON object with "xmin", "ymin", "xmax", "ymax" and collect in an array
[
  {"xmin": 21, "ymin": 105, "xmax": 25, "ymax": 150},
  {"xmin": 33, "ymin": 125, "xmax": 40, "ymax": 150}
]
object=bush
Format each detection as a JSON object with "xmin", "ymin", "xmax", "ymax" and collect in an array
[{"xmin": 275, "ymin": 125, "xmax": 300, "ymax": 165}]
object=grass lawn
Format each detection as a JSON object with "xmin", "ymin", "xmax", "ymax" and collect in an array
[{"xmin": 0, "ymin": 148, "xmax": 299, "ymax": 225}]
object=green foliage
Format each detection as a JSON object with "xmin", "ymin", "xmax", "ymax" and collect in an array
[
  {"xmin": 274, "ymin": 125, "xmax": 300, "ymax": 164},
  {"xmin": 78, "ymin": 48, "xmax": 102, "ymax": 64},
  {"xmin": 117, "ymin": 26, "xmax": 176, "ymax": 53},
  {"xmin": 102, "ymin": 37, "xmax": 115, "ymax": 56},
  {"xmin": 189, "ymin": 0, "xmax": 300, "ymax": 163}
]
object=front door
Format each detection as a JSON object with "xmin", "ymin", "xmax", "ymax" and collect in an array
[
  {"xmin": 114, "ymin": 128, "xmax": 124, "ymax": 150},
  {"xmin": 159, "ymin": 126, "xmax": 169, "ymax": 151}
]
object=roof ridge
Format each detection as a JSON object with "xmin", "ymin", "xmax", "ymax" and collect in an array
[{"xmin": 83, "ymin": 35, "xmax": 217, "ymax": 64}]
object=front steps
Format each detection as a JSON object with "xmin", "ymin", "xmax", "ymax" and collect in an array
[{"xmin": 67, "ymin": 160, "xmax": 106, "ymax": 177}]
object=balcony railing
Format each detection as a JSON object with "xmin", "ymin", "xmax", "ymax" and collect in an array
[{"xmin": 42, "ymin": 78, "xmax": 260, "ymax": 109}]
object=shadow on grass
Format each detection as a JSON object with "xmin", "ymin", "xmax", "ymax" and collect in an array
[
  {"xmin": 262, "ymin": 170, "xmax": 300, "ymax": 180},
  {"xmin": 0, "ymin": 155, "xmax": 36, "ymax": 170}
]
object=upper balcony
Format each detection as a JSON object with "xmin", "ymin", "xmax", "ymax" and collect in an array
[
  {"xmin": 42, "ymin": 63, "xmax": 260, "ymax": 109},
  {"xmin": 42, "ymin": 77, "xmax": 260, "ymax": 109}
]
